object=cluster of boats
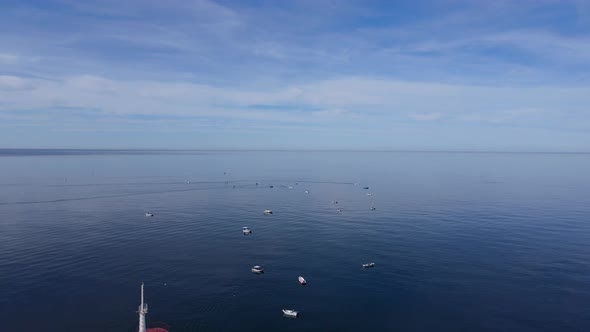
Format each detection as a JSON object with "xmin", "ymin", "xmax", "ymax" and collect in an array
[
  {"xmin": 245, "ymin": 207, "xmax": 373, "ymax": 318},
  {"xmin": 241, "ymin": 209, "xmax": 272, "ymax": 235},
  {"xmin": 251, "ymin": 209, "xmax": 302, "ymax": 316},
  {"xmin": 144, "ymin": 181, "xmax": 377, "ymax": 320},
  {"xmin": 249, "ymin": 264, "xmax": 306, "ymax": 317}
]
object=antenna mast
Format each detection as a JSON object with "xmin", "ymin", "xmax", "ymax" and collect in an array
[{"xmin": 138, "ymin": 283, "xmax": 148, "ymax": 332}]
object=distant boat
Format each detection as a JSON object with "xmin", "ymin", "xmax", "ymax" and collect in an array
[
  {"xmin": 251, "ymin": 265, "xmax": 264, "ymax": 273},
  {"xmin": 366, "ymin": 193, "xmax": 372, "ymax": 196},
  {"xmin": 243, "ymin": 226, "xmax": 252, "ymax": 235},
  {"xmin": 264, "ymin": 209, "xmax": 273, "ymax": 215},
  {"xmin": 363, "ymin": 186, "xmax": 369, "ymax": 189},
  {"xmin": 282, "ymin": 309, "xmax": 298, "ymax": 317},
  {"xmin": 145, "ymin": 212, "xmax": 154, "ymax": 217},
  {"xmin": 269, "ymin": 185, "xmax": 274, "ymax": 188},
  {"xmin": 304, "ymin": 190, "xmax": 310, "ymax": 194},
  {"xmin": 362, "ymin": 262, "xmax": 375, "ymax": 268},
  {"xmin": 337, "ymin": 208, "xmax": 342, "ymax": 212},
  {"xmin": 298, "ymin": 276, "xmax": 306, "ymax": 285},
  {"xmin": 371, "ymin": 206, "xmax": 376, "ymax": 210}
]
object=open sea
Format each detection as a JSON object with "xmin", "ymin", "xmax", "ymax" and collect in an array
[{"xmin": 1, "ymin": 150, "xmax": 589, "ymax": 332}]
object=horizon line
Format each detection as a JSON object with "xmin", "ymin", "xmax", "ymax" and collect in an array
[{"xmin": 0, "ymin": 148, "xmax": 589, "ymax": 154}]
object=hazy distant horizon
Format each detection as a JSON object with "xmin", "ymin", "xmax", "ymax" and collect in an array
[{"xmin": 1, "ymin": 148, "xmax": 589, "ymax": 155}]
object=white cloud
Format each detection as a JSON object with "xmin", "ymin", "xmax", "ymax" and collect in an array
[
  {"xmin": 481, "ymin": 31, "xmax": 590, "ymax": 63},
  {"xmin": 312, "ymin": 108, "xmax": 351, "ymax": 118},
  {"xmin": 0, "ymin": 1, "xmax": 589, "ymax": 149},
  {"xmin": 0, "ymin": 75, "xmax": 35, "ymax": 91},
  {"xmin": 410, "ymin": 113, "xmax": 442, "ymax": 121},
  {"xmin": 0, "ymin": 53, "xmax": 19, "ymax": 65},
  {"xmin": 457, "ymin": 108, "xmax": 547, "ymax": 124},
  {"xmin": 0, "ymin": 74, "xmax": 588, "ymax": 131}
]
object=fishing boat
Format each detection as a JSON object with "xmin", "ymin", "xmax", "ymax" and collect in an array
[
  {"xmin": 264, "ymin": 209, "xmax": 273, "ymax": 215},
  {"xmin": 363, "ymin": 186, "xmax": 369, "ymax": 189},
  {"xmin": 282, "ymin": 309, "xmax": 298, "ymax": 317},
  {"xmin": 298, "ymin": 276, "xmax": 306, "ymax": 285},
  {"xmin": 251, "ymin": 265, "xmax": 264, "ymax": 273},
  {"xmin": 145, "ymin": 212, "xmax": 154, "ymax": 217},
  {"xmin": 243, "ymin": 226, "xmax": 252, "ymax": 235},
  {"xmin": 362, "ymin": 262, "xmax": 376, "ymax": 268}
]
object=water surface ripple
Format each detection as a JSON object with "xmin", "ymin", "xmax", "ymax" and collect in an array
[{"xmin": 1, "ymin": 151, "xmax": 589, "ymax": 331}]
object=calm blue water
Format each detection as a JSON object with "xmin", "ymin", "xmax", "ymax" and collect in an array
[{"xmin": 1, "ymin": 150, "xmax": 590, "ymax": 332}]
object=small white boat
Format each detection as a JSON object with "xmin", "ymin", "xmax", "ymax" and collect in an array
[
  {"xmin": 362, "ymin": 262, "xmax": 376, "ymax": 268},
  {"xmin": 337, "ymin": 208, "xmax": 342, "ymax": 212},
  {"xmin": 251, "ymin": 265, "xmax": 264, "ymax": 273},
  {"xmin": 282, "ymin": 309, "xmax": 298, "ymax": 317},
  {"xmin": 371, "ymin": 206, "xmax": 376, "ymax": 210},
  {"xmin": 145, "ymin": 212, "xmax": 154, "ymax": 217},
  {"xmin": 243, "ymin": 226, "xmax": 252, "ymax": 235},
  {"xmin": 264, "ymin": 209, "xmax": 273, "ymax": 215},
  {"xmin": 366, "ymin": 193, "xmax": 372, "ymax": 196},
  {"xmin": 298, "ymin": 276, "xmax": 306, "ymax": 285},
  {"xmin": 304, "ymin": 190, "xmax": 310, "ymax": 194}
]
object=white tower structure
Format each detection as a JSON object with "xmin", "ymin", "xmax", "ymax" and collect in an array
[{"xmin": 138, "ymin": 283, "xmax": 148, "ymax": 332}]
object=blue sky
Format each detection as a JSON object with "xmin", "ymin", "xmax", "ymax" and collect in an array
[{"xmin": 1, "ymin": 0, "xmax": 589, "ymax": 150}]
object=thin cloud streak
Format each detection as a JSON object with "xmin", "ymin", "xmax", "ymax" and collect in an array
[{"xmin": 1, "ymin": 74, "xmax": 588, "ymax": 130}]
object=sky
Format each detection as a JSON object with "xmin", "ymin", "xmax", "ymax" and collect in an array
[{"xmin": 1, "ymin": 0, "xmax": 589, "ymax": 151}]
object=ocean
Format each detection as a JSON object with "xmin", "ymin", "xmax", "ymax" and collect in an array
[{"xmin": 0, "ymin": 150, "xmax": 589, "ymax": 331}]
